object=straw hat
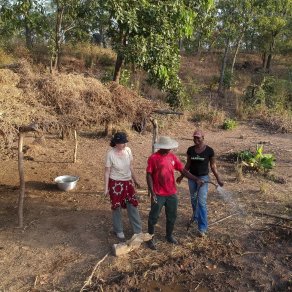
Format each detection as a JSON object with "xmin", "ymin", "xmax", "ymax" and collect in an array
[{"xmin": 154, "ymin": 136, "xmax": 178, "ymax": 150}]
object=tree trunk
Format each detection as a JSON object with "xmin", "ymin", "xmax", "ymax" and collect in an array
[
  {"xmin": 25, "ymin": 23, "xmax": 33, "ymax": 49},
  {"xmin": 52, "ymin": 3, "xmax": 64, "ymax": 71},
  {"xmin": 218, "ymin": 39, "xmax": 230, "ymax": 96},
  {"xmin": 266, "ymin": 54, "xmax": 272, "ymax": 72},
  {"xmin": 113, "ymin": 53, "xmax": 124, "ymax": 83},
  {"xmin": 231, "ymin": 34, "xmax": 243, "ymax": 75},
  {"xmin": 262, "ymin": 52, "xmax": 267, "ymax": 69},
  {"xmin": 266, "ymin": 35, "xmax": 275, "ymax": 72},
  {"xmin": 113, "ymin": 28, "xmax": 126, "ymax": 83}
]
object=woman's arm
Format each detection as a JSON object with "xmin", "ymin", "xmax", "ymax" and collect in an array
[
  {"xmin": 104, "ymin": 167, "xmax": 110, "ymax": 195},
  {"xmin": 210, "ymin": 157, "xmax": 224, "ymax": 186},
  {"xmin": 130, "ymin": 162, "xmax": 140, "ymax": 188}
]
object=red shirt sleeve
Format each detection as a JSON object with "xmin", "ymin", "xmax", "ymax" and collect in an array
[{"xmin": 173, "ymin": 154, "xmax": 184, "ymax": 172}]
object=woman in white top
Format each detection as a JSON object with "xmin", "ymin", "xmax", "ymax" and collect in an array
[{"xmin": 104, "ymin": 132, "xmax": 142, "ymax": 240}]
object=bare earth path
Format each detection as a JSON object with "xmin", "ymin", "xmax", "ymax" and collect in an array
[{"xmin": 0, "ymin": 117, "xmax": 291, "ymax": 291}]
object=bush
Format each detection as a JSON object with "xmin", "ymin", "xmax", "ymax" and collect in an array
[
  {"xmin": 191, "ymin": 100, "xmax": 226, "ymax": 127},
  {"xmin": 238, "ymin": 145, "xmax": 276, "ymax": 172},
  {"xmin": 223, "ymin": 118, "xmax": 237, "ymax": 130},
  {"xmin": 244, "ymin": 75, "xmax": 291, "ymax": 110}
]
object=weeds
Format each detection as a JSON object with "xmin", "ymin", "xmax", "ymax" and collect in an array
[{"xmin": 223, "ymin": 118, "xmax": 237, "ymax": 130}]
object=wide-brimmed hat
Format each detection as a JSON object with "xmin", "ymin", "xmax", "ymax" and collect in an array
[
  {"xmin": 154, "ymin": 136, "xmax": 178, "ymax": 150},
  {"xmin": 193, "ymin": 129, "xmax": 204, "ymax": 138},
  {"xmin": 112, "ymin": 132, "xmax": 128, "ymax": 144}
]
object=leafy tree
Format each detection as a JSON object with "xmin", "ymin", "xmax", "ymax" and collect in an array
[
  {"xmin": 255, "ymin": 0, "xmax": 292, "ymax": 72},
  {"xmin": 48, "ymin": 0, "xmax": 99, "ymax": 71},
  {"xmin": 0, "ymin": 0, "xmax": 47, "ymax": 48},
  {"xmin": 101, "ymin": 0, "xmax": 212, "ymax": 107}
]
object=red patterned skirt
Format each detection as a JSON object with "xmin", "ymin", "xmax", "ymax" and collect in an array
[{"xmin": 108, "ymin": 178, "xmax": 139, "ymax": 210}]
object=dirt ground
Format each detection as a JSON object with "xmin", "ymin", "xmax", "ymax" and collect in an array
[{"xmin": 0, "ymin": 117, "xmax": 291, "ymax": 292}]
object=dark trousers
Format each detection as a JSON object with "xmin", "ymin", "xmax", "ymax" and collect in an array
[{"xmin": 148, "ymin": 194, "xmax": 178, "ymax": 237}]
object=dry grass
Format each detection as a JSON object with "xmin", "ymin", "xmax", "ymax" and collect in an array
[
  {"xmin": 0, "ymin": 48, "xmax": 14, "ymax": 65},
  {"xmin": 189, "ymin": 99, "xmax": 226, "ymax": 128},
  {"xmin": 63, "ymin": 43, "xmax": 116, "ymax": 67},
  {"xmin": 0, "ymin": 60, "xmax": 157, "ymax": 150}
]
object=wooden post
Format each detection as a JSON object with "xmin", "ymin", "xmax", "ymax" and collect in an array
[
  {"xmin": 18, "ymin": 132, "xmax": 25, "ymax": 228},
  {"xmin": 150, "ymin": 118, "xmax": 158, "ymax": 154},
  {"xmin": 17, "ymin": 123, "xmax": 38, "ymax": 228},
  {"xmin": 73, "ymin": 129, "xmax": 78, "ymax": 163},
  {"xmin": 104, "ymin": 121, "xmax": 113, "ymax": 136}
]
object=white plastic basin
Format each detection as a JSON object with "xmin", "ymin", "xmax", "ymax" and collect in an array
[{"xmin": 54, "ymin": 175, "xmax": 79, "ymax": 191}]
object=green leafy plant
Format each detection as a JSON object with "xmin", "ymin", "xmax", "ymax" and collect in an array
[
  {"xmin": 223, "ymin": 118, "xmax": 237, "ymax": 130},
  {"xmin": 238, "ymin": 145, "xmax": 276, "ymax": 172}
]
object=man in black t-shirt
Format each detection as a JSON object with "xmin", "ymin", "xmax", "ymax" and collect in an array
[{"xmin": 177, "ymin": 130, "xmax": 223, "ymax": 237}]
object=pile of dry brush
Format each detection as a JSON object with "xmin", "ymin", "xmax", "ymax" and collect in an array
[{"xmin": 0, "ymin": 60, "xmax": 157, "ymax": 151}]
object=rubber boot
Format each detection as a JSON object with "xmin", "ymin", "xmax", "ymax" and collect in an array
[
  {"xmin": 146, "ymin": 224, "xmax": 156, "ymax": 250},
  {"xmin": 166, "ymin": 223, "xmax": 178, "ymax": 244}
]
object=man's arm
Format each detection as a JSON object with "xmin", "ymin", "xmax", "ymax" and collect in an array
[
  {"xmin": 146, "ymin": 172, "xmax": 157, "ymax": 203},
  {"xmin": 210, "ymin": 157, "xmax": 224, "ymax": 186},
  {"xmin": 176, "ymin": 155, "xmax": 191, "ymax": 183},
  {"xmin": 180, "ymin": 168, "xmax": 204, "ymax": 186}
]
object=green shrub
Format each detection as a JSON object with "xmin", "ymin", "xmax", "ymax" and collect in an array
[
  {"xmin": 223, "ymin": 118, "xmax": 237, "ymax": 130},
  {"xmin": 244, "ymin": 76, "xmax": 291, "ymax": 110},
  {"xmin": 238, "ymin": 145, "xmax": 276, "ymax": 172},
  {"xmin": 119, "ymin": 69, "xmax": 131, "ymax": 87}
]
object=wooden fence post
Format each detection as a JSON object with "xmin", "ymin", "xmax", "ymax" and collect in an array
[
  {"xmin": 17, "ymin": 123, "xmax": 38, "ymax": 228},
  {"xmin": 18, "ymin": 132, "xmax": 25, "ymax": 228},
  {"xmin": 73, "ymin": 129, "xmax": 78, "ymax": 163}
]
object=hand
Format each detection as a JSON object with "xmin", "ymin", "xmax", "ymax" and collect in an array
[
  {"xmin": 176, "ymin": 175, "xmax": 183, "ymax": 184},
  {"xmin": 104, "ymin": 189, "xmax": 109, "ymax": 196},
  {"xmin": 217, "ymin": 179, "xmax": 224, "ymax": 187},
  {"xmin": 151, "ymin": 193, "xmax": 158, "ymax": 204},
  {"xmin": 196, "ymin": 178, "xmax": 205, "ymax": 186},
  {"xmin": 134, "ymin": 180, "xmax": 141, "ymax": 189}
]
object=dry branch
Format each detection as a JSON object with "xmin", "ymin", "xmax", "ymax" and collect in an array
[
  {"xmin": 209, "ymin": 213, "xmax": 239, "ymax": 226},
  {"xmin": 254, "ymin": 212, "xmax": 292, "ymax": 221},
  {"xmin": 80, "ymin": 253, "xmax": 109, "ymax": 292}
]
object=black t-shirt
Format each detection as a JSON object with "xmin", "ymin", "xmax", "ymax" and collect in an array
[{"xmin": 187, "ymin": 145, "xmax": 214, "ymax": 176}]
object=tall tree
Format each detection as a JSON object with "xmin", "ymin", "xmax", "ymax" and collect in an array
[{"xmin": 255, "ymin": 0, "xmax": 291, "ymax": 72}]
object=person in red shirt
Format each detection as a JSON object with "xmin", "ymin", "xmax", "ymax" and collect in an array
[{"xmin": 146, "ymin": 136, "xmax": 203, "ymax": 250}]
